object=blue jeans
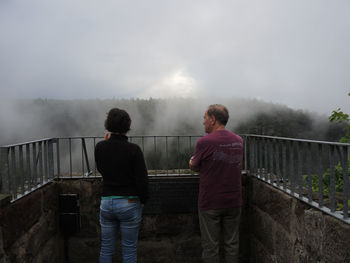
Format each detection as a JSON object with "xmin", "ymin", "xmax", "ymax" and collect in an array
[{"xmin": 99, "ymin": 199, "xmax": 143, "ymax": 263}]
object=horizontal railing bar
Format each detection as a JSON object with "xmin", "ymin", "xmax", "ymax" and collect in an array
[
  {"xmin": 255, "ymin": 175, "xmax": 350, "ymax": 225},
  {"xmin": 57, "ymin": 135, "xmax": 203, "ymax": 140},
  {"xmin": 1, "ymin": 138, "xmax": 57, "ymax": 148},
  {"xmin": 9, "ymin": 179, "xmax": 55, "ymax": 203},
  {"xmin": 244, "ymin": 134, "xmax": 350, "ymax": 146},
  {"xmin": 3, "ymin": 135, "xmax": 349, "ymax": 148},
  {"xmin": 1, "ymin": 134, "xmax": 349, "ymax": 227},
  {"xmin": 56, "ymin": 174, "xmax": 200, "ymax": 179}
]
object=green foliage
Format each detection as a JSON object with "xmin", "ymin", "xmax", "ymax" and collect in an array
[
  {"xmin": 336, "ymin": 199, "xmax": 350, "ymax": 211},
  {"xmin": 328, "ymin": 92, "xmax": 350, "ymax": 143},
  {"xmin": 304, "ymin": 155, "xmax": 350, "ymax": 210},
  {"xmin": 329, "ymin": 108, "xmax": 349, "ymax": 123},
  {"xmin": 321, "ymin": 162, "xmax": 349, "ymax": 193}
]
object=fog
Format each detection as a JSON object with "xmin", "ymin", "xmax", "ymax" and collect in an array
[
  {"xmin": 0, "ymin": 97, "xmax": 340, "ymax": 146},
  {"xmin": 1, "ymin": 1, "xmax": 350, "ymax": 115}
]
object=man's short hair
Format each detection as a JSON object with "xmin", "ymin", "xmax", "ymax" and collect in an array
[
  {"xmin": 104, "ymin": 108, "xmax": 131, "ymax": 134},
  {"xmin": 207, "ymin": 104, "xmax": 229, "ymax": 126}
]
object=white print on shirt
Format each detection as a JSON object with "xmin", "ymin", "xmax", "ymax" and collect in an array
[
  {"xmin": 219, "ymin": 142, "xmax": 243, "ymax": 149},
  {"xmin": 212, "ymin": 151, "xmax": 241, "ymax": 164}
]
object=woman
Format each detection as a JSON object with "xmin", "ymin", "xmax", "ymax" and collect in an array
[{"xmin": 94, "ymin": 108, "xmax": 148, "ymax": 263}]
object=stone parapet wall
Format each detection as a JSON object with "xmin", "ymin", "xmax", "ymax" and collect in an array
[
  {"xmin": 0, "ymin": 183, "xmax": 63, "ymax": 263},
  {"xmin": 2, "ymin": 174, "xmax": 349, "ymax": 262},
  {"xmin": 248, "ymin": 176, "xmax": 350, "ymax": 263},
  {"xmin": 57, "ymin": 176, "xmax": 249, "ymax": 263},
  {"xmin": 57, "ymin": 177, "xmax": 203, "ymax": 263}
]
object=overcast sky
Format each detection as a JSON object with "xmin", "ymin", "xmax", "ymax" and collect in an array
[{"xmin": 0, "ymin": 0, "xmax": 349, "ymax": 115}]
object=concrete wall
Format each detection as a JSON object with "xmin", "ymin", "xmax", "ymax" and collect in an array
[
  {"xmin": 248, "ymin": 176, "xmax": 350, "ymax": 263},
  {"xmin": 1, "ymin": 175, "xmax": 349, "ymax": 262},
  {"xmin": 57, "ymin": 176, "xmax": 249, "ymax": 263},
  {"xmin": 0, "ymin": 183, "xmax": 63, "ymax": 263},
  {"xmin": 0, "ymin": 177, "xmax": 213, "ymax": 263},
  {"xmin": 57, "ymin": 176, "xmax": 252, "ymax": 263},
  {"xmin": 57, "ymin": 177, "xmax": 204, "ymax": 263}
]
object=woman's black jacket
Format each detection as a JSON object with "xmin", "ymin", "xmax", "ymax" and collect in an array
[{"xmin": 94, "ymin": 134, "xmax": 149, "ymax": 204}]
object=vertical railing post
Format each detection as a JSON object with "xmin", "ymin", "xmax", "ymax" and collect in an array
[
  {"xmin": 264, "ymin": 138, "xmax": 268, "ymax": 181},
  {"xmin": 93, "ymin": 137, "xmax": 97, "ymax": 177},
  {"xmin": 341, "ymin": 146, "xmax": 349, "ymax": 219},
  {"xmin": 297, "ymin": 142, "xmax": 303, "ymax": 197},
  {"xmin": 244, "ymin": 136, "xmax": 247, "ymax": 172},
  {"xmin": 249, "ymin": 137, "xmax": 255, "ymax": 176},
  {"xmin": 69, "ymin": 138, "xmax": 72, "ymax": 177},
  {"xmin": 166, "ymin": 136, "xmax": 169, "ymax": 175},
  {"xmin": 177, "ymin": 136, "xmax": 180, "ymax": 174},
  {"xmin": 32, "ymin": 143, "xmax": 37, "ymax": 188},
  {"xmin": 269, "ymin": 140, "xmax": 274, "ymax": 183},
  {"xmin": 38, "ymin": 141, "xmax": 44, "ymax": 185},
  {"xmin": 254, "ymin": 138, "xmax": 258, "ymax": 177},
  {"xmin": 289, "ymin": 141, "xmax": 295, "ymax": 194},
  {"xmin": 307, "ymin": 143, "xmax": 313, "ymax": 202},
  {"xmin": 82, "ymin": 138, "xmax": 91, "ymax": 176},
  {"xmin": 56, "ymin": 139, "xmax": 61, "ymax": 178},
  {"xmin": 25, "ymin": 144, "xmax": 31, "ymax": 193},
  {"xmin": 329, "ymin": 145, "xmax": 336, "ymax": 212},
  {"xmin": 317, "ymin": 144, "xmax": 324, "ymax": 207},
  {"xmin": 282, "ymin": 141, "xmax": 287, "ymax": 190},
  {"xmin": 0, "ymin": 147, "xmax": 10, "ymax": 194},
  {"xmin": 81, "ymin": 139, "xmax": 85, "ymax": 175},
  {"xmin": 154, "ymin": 136, "xmax": 158, "ymax": 175},
  {"xmin": 44, "ymin": 141, "xmax": 48, "ymax": 182},
  {"xmin": 19, "ymin": 145, "xmax": 24, "ymax": 195},
  {"xmin": 275, "ymin": 140, "xmax": 281, "ymax": 187},
  {"xmin": 48, "ymin": 139, "xmax": 55, "ymax": 180},
  {"xmin": 10, "ymin": 147, "xmax": 17, "ymax": 199},
  {"xmin": 259, "ymin": 138, "xmax": 263, "ymax": 178}
]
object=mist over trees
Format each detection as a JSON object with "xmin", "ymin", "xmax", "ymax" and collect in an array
[{"xmin": 0, "ymin": 97, "xmax": 345, "ymax": 146}]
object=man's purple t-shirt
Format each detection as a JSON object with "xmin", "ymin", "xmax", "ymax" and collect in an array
[{"xmin": 192, "ymin": 130, "xmax": 243, "ymax": 211}]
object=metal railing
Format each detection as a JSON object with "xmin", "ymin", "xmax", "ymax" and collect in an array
[
  {"xmin": 0, "ymin": 136, "xmax": 201, "ymax": 200},
  {"xmin": 245, "ymin": 135, "xmax": 350, "ymax": 224},
  {"xmin": 55, "ymin": 136, "xmax": 201, "ymax": 178},
  {"xmin": 1, "ymin": 134, "xmax": 349, "ymax": 224},
  {"xmin": 0, "ymin": 138, "xmax": 58, "ymax": 200}
]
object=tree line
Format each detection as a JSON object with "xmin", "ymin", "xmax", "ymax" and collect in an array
[{"xmin": 0, "ymin": 97, "xmax": 346, "ymax": 145}]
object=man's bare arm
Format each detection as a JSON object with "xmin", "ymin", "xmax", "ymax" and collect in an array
[{"xmin": 189, "ymin": 156, "xmax": 200, "ymax": 172}]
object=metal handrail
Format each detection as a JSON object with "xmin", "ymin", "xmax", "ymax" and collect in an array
[
  {"xmin": 0, "ymin": 138, "xmax": 57, "ymax": 200},
  {"xmin": 244, "ymin": 134, "xmax": 350, "ymax": 146},
  {"xmin": 244, "ymin": 135, "xmax": 350, "ymax": 224},
  {"xmin": 1, "ymin": 134, "xmax": 349, "ymax": 225}
]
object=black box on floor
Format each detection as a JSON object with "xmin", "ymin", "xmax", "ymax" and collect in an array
[{"xmin": 59, "ymin": 194, "xmax": 81, "ymax": 235}]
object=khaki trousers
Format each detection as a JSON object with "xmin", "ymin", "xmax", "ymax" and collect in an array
[{"xmin": 198, "ymin": 207, "xmax": 241, "ymax": 263}]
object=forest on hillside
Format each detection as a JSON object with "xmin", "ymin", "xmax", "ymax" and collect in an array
[{"xmin": 0, "ymin": 97, "xmax": 346, "ymax": 146}]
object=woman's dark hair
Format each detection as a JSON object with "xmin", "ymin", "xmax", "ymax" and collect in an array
[
  {"xmin": 104, "ymin": 108, "xmax": 131, "ymax": 134},
  {"xmin": 207, "ymin": 104, "xmax": 229, "ymax": 126}
]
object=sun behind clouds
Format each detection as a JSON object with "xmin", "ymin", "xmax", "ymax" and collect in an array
[{"xmin": 143, "ymin": 69, "xmax": 197, "ymax": 98}]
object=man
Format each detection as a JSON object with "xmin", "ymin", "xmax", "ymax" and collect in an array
[{"xmin": 189, "ymin": 104, "xmax": 243, "ymax": 263}]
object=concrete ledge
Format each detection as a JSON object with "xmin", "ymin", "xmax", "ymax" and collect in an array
[
  {"xmin": 248, "ymin": 175, "xmax": 350, "ymax": 263},
  {"xmin": 0, "ymin": 182, "xmax": 62, "ymax": 262},
  {"xmin": 0, "ymin": 194, "xmax": 11, "ymax": 208},
  {"xmin": 2, "ymin": 174, "xmax": 350, "ymax": 262}
]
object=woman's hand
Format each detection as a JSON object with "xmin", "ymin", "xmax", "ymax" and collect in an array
[{"xmin": 104, "ymin": 132, "xmax": 110, "ymax": 140}]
